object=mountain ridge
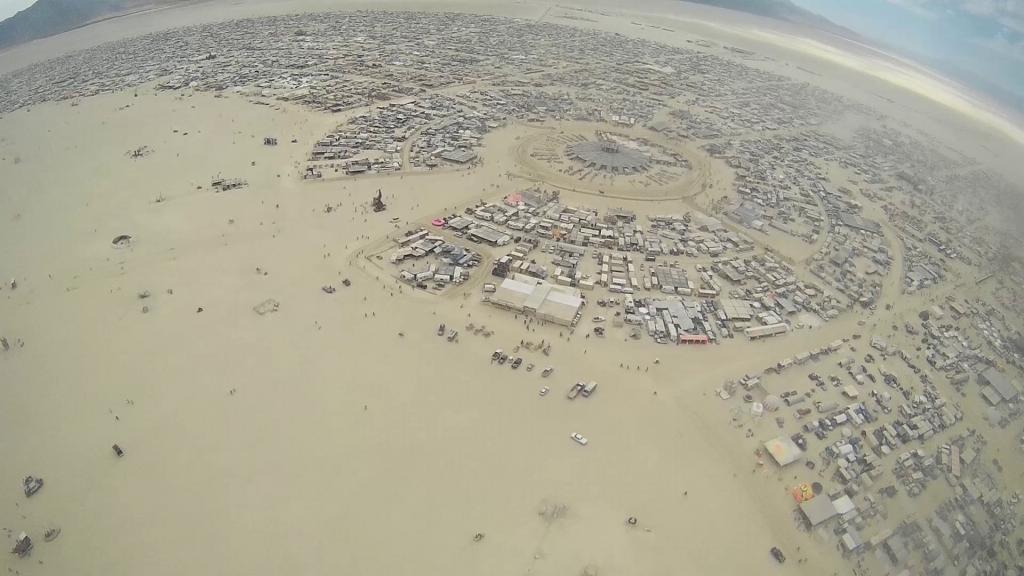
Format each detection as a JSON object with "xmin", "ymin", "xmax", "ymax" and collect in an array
[
  {"xmin": 680, "ymin": 0, "xmax": 860, "ymax": 39},
  {"xmin": 0, "ymin": 0, "xmax": 184, "ymax": 50}
]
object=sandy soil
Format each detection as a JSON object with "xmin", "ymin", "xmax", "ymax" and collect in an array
[
  {"xmin": 0, "ymin": 86, "xmax": 849, "ymax": 576},
  {"xmin": 2, "ymin": 2, "xmax": 1022, "ymax": 576}
]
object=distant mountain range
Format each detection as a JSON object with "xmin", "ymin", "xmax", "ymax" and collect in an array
[
  {"xmin": 681, "ymin": 0, "xmax": 860, "ymax": 39},
  {"xmin": 686, "ymin": 1, "xmax": 1021, "ymax": 114},
  {"xmin": 0, "ymin": 0, "xmax": 183, "ymax": 50},
  {"xmin": 914, "ymin": 55, "xmax": 1024, "ymax": 116}
]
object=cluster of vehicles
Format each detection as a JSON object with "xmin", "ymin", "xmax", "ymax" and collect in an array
[
  {"xmin": 779, "ymin": 350, "xmax": 961, "ymax": 484},
  {"xmin": 436, "ymin": 324, "xmax": 459, "ymax": 342},
  {"xmin": 23, "ymin": 476, "xmax": 43, "ymax": 497},
  {"xmin": 800, "ymin": 399, "xmax": 878, "ymax": 441},
  {"xmin": 566, "ymin": 381, "xmax": 598, "ymax": 399},
  {"xmin": 491, "ymin": 349, "xmax": 522, "ymax": 368},
  {"xmin": 490, "ymin": 349, "xmax": 553, "ymax": 376},
  {"xmin": 486, "ymin": 353, "xmax": 596, "ymax": 401},
  {"xmin": 483, "ymin": 349, "xmax": 594, "ymax": 447},
  {"xmin": 836, "ymin": 355, "xmax": 915, "ymax": 403}
]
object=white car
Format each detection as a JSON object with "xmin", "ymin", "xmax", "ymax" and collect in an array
[
  {"xmin": 539, "ymin": 386, "xmax": 550, "ymax": 396},
  {"xmin": 570, "ymin": 432, "xmax": 588, "ymax": 446}
]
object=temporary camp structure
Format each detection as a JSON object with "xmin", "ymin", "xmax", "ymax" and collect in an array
[{"xmin": 764, "ymin": 436, "xmax": 803, "ymax": 467}]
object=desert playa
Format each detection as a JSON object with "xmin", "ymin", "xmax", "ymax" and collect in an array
[{"xmin": 2, "ymin": 2, "xmax": 1024, "ymax": 576}]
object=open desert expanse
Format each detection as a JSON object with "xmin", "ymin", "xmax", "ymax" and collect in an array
[{"xmin": 2, "ymin": 1, "xmax": 1024, "ymax": 575}]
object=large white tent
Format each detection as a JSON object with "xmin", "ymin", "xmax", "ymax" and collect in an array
[{"xmin": 488, "ymin": 275, "xmax": 582, "ymax": 326}]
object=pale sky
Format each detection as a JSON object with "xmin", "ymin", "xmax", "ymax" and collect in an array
[
  {"xmin": 0, "ymin": 0, "xmax": 35, "ymax": 21},
  {"xmin": 794, "ymin": 0, "xmax": 1024, "ymax": 112}
]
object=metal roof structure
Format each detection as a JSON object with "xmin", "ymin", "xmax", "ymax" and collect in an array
[
  {"xmin": 799, "ymin": 496, "xmax": 838, "ymax": 526},
  {"xmin": 467, "ymin": 225, "xmax": 511, "ymax": 246},
  {"xmin": 731, "ymin": 201, "xmax": 762, "ymax": 225},
  {"xmin": 567, "ymin": 140, "xmax": 649, "ymax": 172},
  {"xmin": 774, "ymin": 296, "xmax": 798, "ymax": 315},
  {"xmin": 978, "ymin": 369, "xmax": 1020, "ymax": 403},
  {"xmin": 650, "ymin": 299, "xmax": 695, "ymax": 332},
  {"xmin": 836, "ymin": 212, "xmax": 882, "ymax": 234},
  {"xmin": 833, "ymin": 495, "xmax": 856, "ymax": 515},
  {"xmin": 841, "ymin": 529, "xmax": 863, "ymax": 552},
  {"xmin": 981, "ymin": 386, "xmax": 1004, "ymax": 406},
  {"xmin": 719, "ymin": 298, "xmax": 754, "ymax": 320},
  {"xmin": 654, "ymin": 266, "xmax": 688, "ymax": 289},
  {"xmin": 446, "ymin": 216, "xmax": 473, "ymax": 231}
]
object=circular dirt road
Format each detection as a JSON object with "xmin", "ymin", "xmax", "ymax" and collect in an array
[{"xmin": 511, "ymin": 120, "xmax": 723, "ymax": 204}]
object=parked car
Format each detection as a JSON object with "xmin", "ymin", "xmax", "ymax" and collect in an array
[{"xmin": 567, "ymin": 382, "xmax": 583, "ymax": 399}]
